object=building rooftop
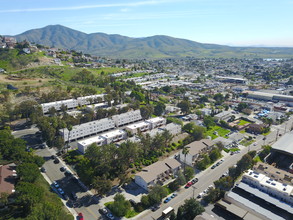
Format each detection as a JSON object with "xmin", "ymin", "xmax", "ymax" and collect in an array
[
  {"xmin": 78, "ymin": 135, "xmax": 106, "ymax": 147},
  {"xmin": 146, "ymin": 117, "xmax": 165, "ymax": 124},
  {"xmin": 100, "ymin": 129, "xmax": 126, "ymax": 139},
  {"xmin": 186, "ymin": 139, "xmax": 214, "ymax": 156},
  {"xmin": 271, "ymin": 131, "xmax": 293, "ymax": 156},
  {"xmin": 125, "ymin": 121, "xmax": 150, "ymax": 130},
  {"xmin": 0, "ymin": 164, "xmax": 16, "ymax": 194},
  {"xmin": 136, "ymin": 158, "xmax": 181, "ymax": 183}
]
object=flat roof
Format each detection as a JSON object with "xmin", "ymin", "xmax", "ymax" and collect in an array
[
  {"xmin": 125, "ymin": 121, "xmax": 150, "ymax": 130},
  {"xmin": 226, "ymin": 191, "xmax": 284, "ymax": 220},
  {"xmin": 100, "ymin": 129, "xmax": 126, "ymax": 139},
  {"xmin": 271, "ymin": 131, "xmax": 293, "ymax": 155},
  {"xmin": 78, "ymin": 135, "xmax": 105, "ymax": 146},
  {"xmin": 237, "ymin": 182, "xmax": 293, "ymax": 213},
  {"xmin": 216, "ymin": 199, "xmax": 248, "ymax": 218},
  {"xmin": 146, "ymin": 117, "xmax": 165, "ymax": 123}
]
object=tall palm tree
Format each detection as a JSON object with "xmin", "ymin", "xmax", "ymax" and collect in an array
[{"xmin": 182, "ymin": 146, "xmax": 190, "ymax": 177}]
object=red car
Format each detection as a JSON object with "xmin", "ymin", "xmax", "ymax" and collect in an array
[
  {"xmin": 185, "ymin": 181, "xmax": 192, "ymax": 188},
  {"xmin": 78, "ymin": 213, "xmax": 84, "ymax": 220}
]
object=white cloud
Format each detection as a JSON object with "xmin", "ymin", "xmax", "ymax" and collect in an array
[{"xmin": 0, "ymin": 0, "xmax": 182, "ymax": 13}]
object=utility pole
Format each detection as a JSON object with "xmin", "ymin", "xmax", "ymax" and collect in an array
[{"xmin": 276, "ymin": 129, "xmax": 279, "ymax": 142}]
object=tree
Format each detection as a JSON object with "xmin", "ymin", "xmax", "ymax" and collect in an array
[
  {"xmin": 213, "ymin": 93, "xmax": 225, "ymax": 105},
  {"xmin": 203, "ymin": 188, "xmax": 223, "ymax": 204},
  {"xmin": 184, "ymin": 166, "xmax": 194, "ymax": 180},
  {"xmin": 140, "ymin": 105, "xmax": 153, "ymax": 120},
  {"xmin": 154, "ymin": 102, "xmax": 166, "ymax": 116},
  {"xmin": 196, "ymin": 154, "xmax": 211, "ymax": 170},
  {"xmin": 191, "ymin": 125, "xmax": 207, "ymax": 141},
  {"xmin": 182, "ymin": 146, "xmax": 190, "ymax": 175},
  {"xmin": 203, "ymin": 116, "xmax": 215, "ymax": 129},
  {"xmin": 214, "ymin": 176, "xmax": 234, "ymax": 191},
  {"xmin": 0, "ymin": 192, "xmax": 9, "ymax": 206},
  {"xmin": 209, "ymin": 148, "xmax": 221, "ymax": 162},
  {"xmin": 179, "ymin": 198, "xmax": 204, "ymax": 220},
  {"xmin": 16, "ymin": 182, "xmax": 44, "ymax": 214},
  {"xmin": 92, "ymin": 176, "xmax": 112, "ymax": 195},
  {"xmin": 16, "ymin": 163, "xmax": 40, "ymax": 183},
  {"xmin": 177, "ymin": 100, "xmax": 191, "ymax": 114},
  {"xmin": 108, "ymin": 193, "xmax": 131, "ymax": 217},
  {"xmin": 141, "ymin": 195, "xmax": 150, "ymax": 207}
]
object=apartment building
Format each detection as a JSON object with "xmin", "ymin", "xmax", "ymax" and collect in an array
[
  {"xmin": 41, "ymin": 94, "xmax": 105, "ymax": 113},
  {"xmin": 77, "ymin": 136, "xmax": 106, "ymax": 154},
  {"xmin": 60, "ymin": 118, "xmax": 115, "ymax": 142},
  {"xmin": 100, "ymin": 129, "xmax": 127, "ymax": 145},
  {"xmin": 135, "ymin": 158, "xmax": 181, "ymax": 191},
  {"xmin": 112, "ymin": 110, "xmax": 142, "ymax": 127},
  {"xmin": 145, "ymin": 117, "xmax": 167, "ymax": 129},
  {"xmin": 125, "ymin": 121, "xmax": 151, "ymax": 135},
  {"xmin": 179, "ymin": 139, "xmax": 214, "ymax": 166}
]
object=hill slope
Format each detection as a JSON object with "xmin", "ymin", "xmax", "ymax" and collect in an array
[{"xmin": 13, "ymin": 25, "xmax": 293, "ymax": 59}]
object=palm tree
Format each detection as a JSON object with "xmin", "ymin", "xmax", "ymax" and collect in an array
[{"xmin": 182, "ymin": 146, "xmax": 190, "ymax": 177}]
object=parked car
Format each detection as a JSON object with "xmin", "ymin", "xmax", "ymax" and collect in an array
[
  {"xmin": 65, "ymin": 170, "xmax": 72, "ymax": 176},
  {"xmin": 58, "ymin": 188, "xmax": 65, "ymax": 195},
  {"xmin": 63, "ymin": 193, "xmax": 68, "ymax": 200},
  {"xmin": 99, "ymin": 208, "xmax": 108, "ymax": 215},
  {"xmin": 211, "ymin": 164, "xmax": 216, "ymax": 169},
  {"xmin": 185, "ymin": 181, "xmax": 192, "ymax": 188},
  {"xmin": 192, "ymin": 178, "xmax": 198, "ymax": 184},
  {"xmin": 151, "ymin": 204, "xmax": 160, "ymax": 212},
  {"xmin": 71, "ymin": 192, "xmax": 78, "ymax": 200},
  {"xmin": 60, "ymin": 166, "xmax": 67, "ymax": 172},
  {"xmin": 40, "ymin": 167, "xmax": 46, "ymax": 173},
  {"xmin": 171, "ymin": 193, "xmax": 177, "ymax": 198},
  {"xmin": 107, "ymin": 213, "xmax": 115, "ymax": 220},
  {"xmin": 164, "ymin": 197, "xmax": 172, "ymax": 203},
  {"xmin": 197, "ymin": 192, "xmax": 204, "ymax": 199},
  {"xmin": 54, "ymin": 158, "xmax": 60, "ymax": 164},
  {"xmin": 53, "ymin": 181, "xmax": 59, "ymax": 188},
  {"xmin": 78, "ymin": 213, "xmax": 84, "ymax": 220},
  {"xmin": 51, "ymin": 155, "xmax": 56, "ymax": 160}
]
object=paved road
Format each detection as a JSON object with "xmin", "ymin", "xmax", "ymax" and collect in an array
[
  {"xmin": 36, "ymin": 147, "xmax": 104, "ymax": 220},
  {"xmin": 137, "ymin": 118, "xmax": 293, "ymax": 220}
]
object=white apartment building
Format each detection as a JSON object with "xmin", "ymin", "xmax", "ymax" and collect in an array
[
  {"xmin": 146, "ymin": 117, "xmax": 166, "ymax": 129},
  {"xmin": 100, "ymin": 129, "xmax": 127, "ymax": 145},
  {"xmin": 112, "ymin": 110, "xmax": 142, "ymax": 127},
  {"xmin": 77, "ymin": 136, "xmax": 106, "ymax": 154},
  {"xmin": 41, "ymin": 94, "xmax": 105, "ymax": 113},
  {"xmin": 125, "ymin": 121, "xmax": 151, "ymax": 135},
  {"xmin": 242, "ymin": 169, "xmax": 293, "ymax": 205},
  {"xmin": 41, "ymin": 99, "xmax": 78, "ymax": 113},
  {"xmin": 60, "ymin": 118, "xmax": 115, "ymax": 142}
]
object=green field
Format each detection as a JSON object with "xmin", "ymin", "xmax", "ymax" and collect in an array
[
  {"xmin": 238, "ymin": 120, "xmax": 251, "ymax": 126},
  {"xmin": 240, "ymin": 139, "xmax": 254, "ymax": 147},
  {"xmin": 206, "ymin": 125, "xmax": 230, "ymax": 139}
]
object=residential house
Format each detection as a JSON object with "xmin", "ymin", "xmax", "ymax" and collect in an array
[
  {"xmin": 112, "ymin": 110, "xmax": 142, "ymax": 127},
  {"xmin": 135, "ymin": 158, "xmax": 181, "ymax": 191},
  {"xmin": 125, "ymin": 121, "xmax": 151, "ymax": 135},
  {"xmin": 100, "ymin": 129, "xmax": 127, "ymax": 145},
  {"xmin": 146, "ymin": 117, "xmax": 166, "ymax": 129},
  {"xmin": 77, "ymin": 136, "xmax": 106, "ymax": 154},
  {"xmin": 179, "ymin": 139, "xmax": 214, "ymax": 166},
  {"xmin": 0, "ymin": 164, "xmax": 17, "ymax": 195},
  {"xmin": 214, "ymin": 111, "xmax": 232, "ymax": 121}
]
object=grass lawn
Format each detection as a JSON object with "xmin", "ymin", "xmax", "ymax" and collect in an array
[
  {"xmin": 253, "ymin": 155, "xmax": 262, "ymax": 163},
  {"xmin": 240, "ymin": 139, "xmax": 254, "ymax": 147},
  {"xmin": 206, "ymin": 125, "xmax": 230, "ymax": 140},
  {"xmin": 238, "ymin": 120, "xmax": 251, "ymax": 126},
  {"xmin": 239, "ymin": 130, "xmax": 246, "ymax": 134},
  {"xmin": 263, "ymin": 131, "xmax": 271, "ymax": 136}
]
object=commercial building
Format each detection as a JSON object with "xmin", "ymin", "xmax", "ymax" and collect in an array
[
  {"xmin": 112, "ymin": 110, "xmax": 142, "ymax": 127},
  {"xmin": 60, "ymin": 118, "xmax": 115, "ymax": 142},
  {"xmin": 214, "ymin": 111, "xmax": 232, "ymax": 121},
  {"xmin": 135, "ymin": 158, "xmax": 181, "ymax": 191},
  {"xmin": 243, "ymin": 90, "xmax": 293, "ymax": 104},
  {"xmin": 179, "ymin": 139, "xmax": 214, "ymax": 166}
]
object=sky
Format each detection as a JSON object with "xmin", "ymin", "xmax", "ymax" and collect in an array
[{"xmin": 1, "ymin": 0, "xmax": 293, "ymax": 47}]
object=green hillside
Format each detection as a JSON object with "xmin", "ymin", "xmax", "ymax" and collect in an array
[{"xmin": 12, "ymin": 25, "xmax": 293, "ymax": 59}]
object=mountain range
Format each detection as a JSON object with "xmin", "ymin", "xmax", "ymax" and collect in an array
[{"xmin": 11, "ymin": 25, "xmax": 293, "ymax": 59}]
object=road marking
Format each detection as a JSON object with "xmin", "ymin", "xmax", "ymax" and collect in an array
[{"xmin": 86, "ymin": 206, "xmax": 99, "ymax": 218}]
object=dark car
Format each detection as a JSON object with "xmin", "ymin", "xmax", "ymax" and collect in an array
[
  {"xmin": 40, "ymin": 167, "xmax": 46, "ymax": 173},
  {"xmin": 99, "ymin": 208, "xmax": 108, "ymax": 215},
  {"xmin": 71, "ymin": 192, "xmax": 78, "ymax": 200},
  {"xmin": 63, "ymin": 194, "xmax": 69, "ymax": 200},
  {"xmin": 64, "ymin": 170, "xmax": 72, "ymax": 177},
  {"xmin": 51, "ymin": 155, "xmax": 56, "ymax": 160},
  {"xmin": 151, "ymin": 204, "xmax": 159, "ymax": 212},
  {"xmin": 60, "ymin": 166, "xmax": 67, "ymax": 172},
  {"xmin": 54, "ymin": 158, "xmax": 60, "ymax": 164}
]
